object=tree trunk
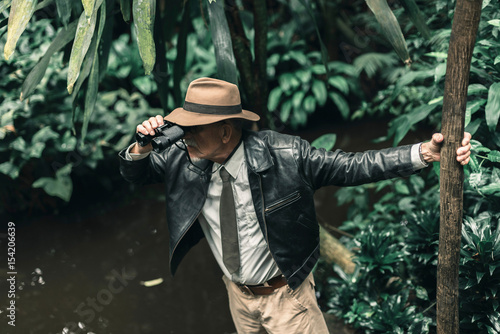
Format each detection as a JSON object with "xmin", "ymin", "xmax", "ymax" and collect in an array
[
  {"xmin": 437, "ymin": 1, "xmax": 482, "ymax": 333},
  {"xmin": 319, "ymin": 226, "xmax": 355, "ymax": 274}
]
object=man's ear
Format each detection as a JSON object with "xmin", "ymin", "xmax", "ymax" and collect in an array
[{"xmin": 220, "ymin": 122, "xmax": 232, "ymax": 144}]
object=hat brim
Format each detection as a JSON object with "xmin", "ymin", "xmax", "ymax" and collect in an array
[{"xmin": 164, "ymin": 107, "xmax": 260, "ymax": 127}]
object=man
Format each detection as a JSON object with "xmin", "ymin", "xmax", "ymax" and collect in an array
[{"xmin": 119, "ymin": 77, "xmax": 471, "ymax": 333}]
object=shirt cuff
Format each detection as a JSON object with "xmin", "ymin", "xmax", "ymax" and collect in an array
[
  {"xmin": 411, "ymin": 143, "xmax": 429, "ymax": 170},
  {"xmin": 124, "ymin": 143, "xmax": 151, "ymax": 161}
]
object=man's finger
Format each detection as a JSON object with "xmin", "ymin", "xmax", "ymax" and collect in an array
[
  {"xmin": 137, "ymin": 125, "xmax": 150, "ymax": 135},
  {"xmin": 156, "ymin": 115, "xmax": 164, "ymax": 125},
  {"xmin": 432, "ymin": 133, "xmax": 444, "ymax": 144}
]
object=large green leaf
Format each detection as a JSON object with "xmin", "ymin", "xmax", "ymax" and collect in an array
[
  {"xmin": 67, "ymin": 0, "xmax": 104, "ymax": 94},
  {"xmin": 82, "ymin": 1, "xmax": 106, "ymax": 144},
  {"xmin": 365, "ymin": 0, "xmax": 411, "ymax": 64},
  {"xmin": 4, "ymin": 0, "xmax": 38, "ymax": 60},
  {"xmin": 207, "ymin": 0, "xmax": 237, "ymax": 84},
  {"xmin": 133, "ymin": 0, "xmax": 156, "ymax": 75},
  {"xmin": 21, "ymin": 20, "xmax": 78, "ymax": 100},
  {"xmin": 485, "ymin": 82, "xmax": 500, "ymax": 132}
]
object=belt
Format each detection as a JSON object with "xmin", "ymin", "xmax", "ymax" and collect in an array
[{"xmin": 237, "ymin": 275, "xmax": 288, "ymax": 296}]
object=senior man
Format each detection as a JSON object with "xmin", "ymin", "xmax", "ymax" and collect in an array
[{"xmin": 119, "ymin": 77, "xmax": 471, "ymax": 333}]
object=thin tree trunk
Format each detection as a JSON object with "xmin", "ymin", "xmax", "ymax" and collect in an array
[{"xmin": 437, "ymin": 1, "xmax": 482, "ymax": 333}]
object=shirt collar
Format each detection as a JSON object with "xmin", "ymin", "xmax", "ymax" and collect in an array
[{"xmin": 213, "ymin": 142, "xmax": 245, "ymax": 179}]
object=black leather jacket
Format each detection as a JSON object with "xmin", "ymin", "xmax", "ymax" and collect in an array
[{"xmin": 119, "ymin": 129, "xmax": 416, "ymax": 289}]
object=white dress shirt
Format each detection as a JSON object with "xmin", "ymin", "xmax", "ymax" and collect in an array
[{"xmin": 125, "ymin": 141, "xmax": 428, "ymax": 285}]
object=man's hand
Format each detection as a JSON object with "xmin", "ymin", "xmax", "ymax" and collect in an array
[
  {"xmin": 420, "ymin": 132, "xmax": 472, "ymax": 165},
  {"xmin": 130, "ymin": 115, "xmax": 165, "ymax": 154}
]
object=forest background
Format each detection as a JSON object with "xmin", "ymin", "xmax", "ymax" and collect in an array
[{"xmin": 0, "ymin": 0, "xmax": 499, "ymax": 333}]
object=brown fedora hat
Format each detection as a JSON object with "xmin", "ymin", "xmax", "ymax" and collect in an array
[{"xmin": 164, "ymin": 77, "xmax": 260, "ymax": 126}]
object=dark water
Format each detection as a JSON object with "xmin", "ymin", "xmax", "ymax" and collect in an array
[
  {"xmin": 1, "ymin": 119, "xmax": 431, "ymax": 334},
  {"xmin": 2, "ymin": 191, "xmax": 235, "ymax": 334}
]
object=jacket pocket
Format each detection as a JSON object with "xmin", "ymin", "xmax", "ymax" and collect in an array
[{"xmin": 265, "ymin": 191, "xmax": 301, "ymax": 215}]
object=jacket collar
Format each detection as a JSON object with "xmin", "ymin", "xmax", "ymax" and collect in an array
[{"xmin": 242, "ymin": 130, "xmax": 274, "ymax": 173}]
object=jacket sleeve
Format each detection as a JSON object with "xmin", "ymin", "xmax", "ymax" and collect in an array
[
  {"xmin": 118, "ymin": 146, "xmax": 168, "ymax": 185},
  {"xmin": 295, "ymin": 137, "xmax": 416, "ymax": 190}
]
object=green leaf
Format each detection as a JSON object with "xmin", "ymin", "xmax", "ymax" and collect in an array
[
  {"xmin": 132, "ymin": 76, "xmax": 156, "ymax": 95},
  {"xmin": 425, "ymin": 52, "xmax": 448, "ymax": 58},
  {"xmin": 0, "ymin": 161, "xmax": 20, "ymax": 179},
  {"xmin": 488, "ymin": 19, "xmax": 500, "ymax": 27},
  {"xmin": 476, "ymin": 271, "xmax": 486, "ymax": 284},
  {"xmin": 67, "ymin": 0, "xmax": 104, "ymax": 94},
  {"xmin": 11, "ymin": 136, "xmax": 26, "ymax": 151},
  {"xmin": 303, "ymin": 95, "xmax": 316, "ymax": 113},
  {"xmin": 32, "ymin": 164, "xmax": 73, "ymax": 202},
  {"xmin": 468, "ymin": 83, "xmax": 488, "ymax": 96},
  {"xmin": 312, "ymin": 79, "xmax": 327, "ymax": 106},
  {"xmin": 329, "ymin": 92, "xmax": 350, "ymax": 119},
  {"xmin": 21, "ymin": 20, "xmax": 78, "ymax": 100},
  {"xmin": 0, "ymin": 0, "xmax": 11, "ymax": 13},
  {"xmin": 28, "ymin": 142, "xmax": 45, "ymax": 158},
  {"xmin": 292, "ymin": 90, "xmax": 306, "ymax": 109},
  {"xmin": 3, "ymin": 0, "xmax": 38, "ymax": 60},
  {"xmin": 485, "ymin": 82, "xmax": 500, "ymax": 132},
  {"xmin": 268, "ymin": 86, "xmax": 283, "ymax": 111},
  {"xmin": 479, "ymin": 183, "xmax": 500, "ymax": 195},
  {"xmin": 311, "ymin": 133, "xmax": 336, "ymax": 151},
  {"xmin": 82, "ymin": 0, "xmax": 96, "ymax": 19},
  {"xmin": 295, "ymin": 69, "xmax": 311, "ymax": 84},
  {"xmin": 120, "ymin": 0, "xmax": 131, "ymax": 22},
  {"xmin": 279, "ymin": 73, "xmax": 300, "ymax": 92},
  {"xmin": 133, "ymin": 0, "xmax": 156, "ymax": 75},
  {"xmin": 487, "ymin": 151, "xmax": 500, "ymax": 162},
  {"xmin": 398, "ymin": 0, "xmax": 431, "ymax": 39},
  {"xmin": 415, "ymin": 286, "xmax": 429, "ymax": 300},
  {"xmin": 328, "ymin": 76, "xmax": 349, "ymax": 95},
  {"xmin": 55, "ymin": 0, "xmax": 71, "ymax": 27},
  {"xmin": 81, "ymin": 51, "xmax": 99, "ymax": 144},
  {"xmin": 280, "ymin": 100, "xmax": 292, "ymax": 123},
  {"xmin": 207, "ymin": 0, "xmax": 237, "ymax": 83},
  {"xmin": 395, "ymin": 181, "xmax": 410, "ymax": 195},
  {"xmin": 32, "ymin": 126, "xmax": 60, "ymax": 143},
  {"xmin": 392, "ymin": 103, "xmax": 437, "ymax": 145},
  {"xmin": 365, "ymin": 0, "xmax": 410, "ymax": 64}
]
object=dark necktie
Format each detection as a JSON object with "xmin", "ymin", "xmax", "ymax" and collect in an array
[{"xmin": 219, "ymin": 167, "xmax": 240, "ymax": 273}]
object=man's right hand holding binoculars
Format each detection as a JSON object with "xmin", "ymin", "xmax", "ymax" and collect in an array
[{"xmin": 131, "ymin": 115, "xmax": 165, "ymax": 154}]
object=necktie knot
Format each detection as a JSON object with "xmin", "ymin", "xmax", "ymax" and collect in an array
[{"xmin": 220, "ymin": 167, "xmax": 232, "ymax": 182}]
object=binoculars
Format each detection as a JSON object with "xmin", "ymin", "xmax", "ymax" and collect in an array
[{"xmin": 135, "ymin": 122, "xmax": 187, "ymax": 152}]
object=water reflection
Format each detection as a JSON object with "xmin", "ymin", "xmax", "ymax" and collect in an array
[{"xmin": 7, "ymin": 189, "xmax": 235, "ymax": 334}]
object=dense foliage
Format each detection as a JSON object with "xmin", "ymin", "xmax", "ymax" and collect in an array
[{"xmin": 322, "ymin": 0, "xmax": 500, "ymax": 333}]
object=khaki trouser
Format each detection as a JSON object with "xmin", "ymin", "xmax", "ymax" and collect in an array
[{"xmin": 222, "ymin": 273, "xmax": 330, "ymax": 334}]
